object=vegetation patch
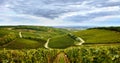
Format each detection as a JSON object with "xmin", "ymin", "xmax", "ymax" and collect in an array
[{"xmin": 0, "ymin": 46, "xmax": 120, "ymax": 63}]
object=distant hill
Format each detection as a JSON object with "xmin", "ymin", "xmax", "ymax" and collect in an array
[
  {"xmin": 89, "ymin": 26, "xmax": 120, "ymax": 32},
  {"xmin": 52, "ymin": 26, "xmax": 95, "ymax": 30}
]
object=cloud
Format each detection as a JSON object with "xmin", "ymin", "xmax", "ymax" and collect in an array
[
  {"xmin": 88, "ymin": 15, "xmax": 120, "ymax": 26},
  {"xmin": 2, "ymin": 0, "xmax": 89, "ymax": 19},
  {"xmin": 0, "ymin": 0, "xmax": 120, "ymax": 26},
  {"xmin": 108, "ymin": 0, "xmax": 120, "ymax": 2},
  {"xmin": 56, "ymin": 6, "xmax": 120, "ymax": 22},
  {"xmin": 0, "ymin": 13, "xmax": 63, "ymax": 26}
]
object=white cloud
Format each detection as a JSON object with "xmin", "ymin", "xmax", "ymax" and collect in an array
[
  {"xmin": 0, "ymin": 0, "xmax": 120, "ymax": 26},
  {"xmin": 90, "ymin": 15, "xmax": 120, "ymax": 22},
  {"xmin": 69, "ymin": 15, "xmax": 120, "ymax": 26},
  {"xmin": 0, "ymin": 14, "xmax": 63, "ymax": 26},
  {"xmin": 56, "ymin": 6, "xmax": 120, "ymax": 20},
  {"xmin": 108, "ymin": 0, "xmax": 120, "ymax": 2}
]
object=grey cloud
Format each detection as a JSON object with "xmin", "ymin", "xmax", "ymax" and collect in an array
[
  {"xmin": 100, "ymin": 2, "xmax": 120, "ymax": 7},
  {"xmin": 64, "ymin": 11, "xmax": 120, "ymax": 22},
  {"xmin": 1, "ymin": 0, "xmax": 120, "ymax": 20},
  {"xmin": 87, "ymin": 0, "xmax": 120, "ymax": 7},
  {"xmin": 5, "ymin": 0, "xmax": 87, "ymax": 19},
  {"xmin": 0, "ymin": 0, "xmax": 5, "ymax": 4},
  {"xmin": 0, "ymin": 0, "xmax": 7, "ymax": 6}
]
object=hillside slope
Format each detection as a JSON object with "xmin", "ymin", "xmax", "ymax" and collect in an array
[
  {"xmin": 48, "ymin": 35, "xmax": 75, "ymax": 49},
  {"xmin": 73, "ymin": 29, "xmax": 120, "ymax": 44},
  {"xmin": 2, "ymin": 38, "xmax": 43, "ymax": 49},
  {"xmin": 0, "ymin": 26, "xmax": 69, "ymax": 49}
]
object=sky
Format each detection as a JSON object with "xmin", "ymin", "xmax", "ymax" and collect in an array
[{"xmin": 0, "ymin": 0, "xmax": 120, "ymax": 26}]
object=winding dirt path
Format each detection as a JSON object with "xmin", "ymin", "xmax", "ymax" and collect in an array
[
  {"xmin": 44, "ymin": 38, "xmax": 52, "ymax": 49},
  {"xmin": 19, "ymin": 32, "xmax": 22, "ymax": 38},
  {"xmin": 76, "ymin": 37, "xmax": 85, "ymax": 45}
]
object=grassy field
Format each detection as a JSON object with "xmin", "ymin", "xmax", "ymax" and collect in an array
[
  {"xmin": 48, "ymin": 35, "xmax": 75, "ymax": 49},
  {"xmin": 73, "ymin": 29, "xmax": 120, "ymax": 44},
  {"xmin": 2, "ymin": 38, "xmax": 43, "ymax": 49}
]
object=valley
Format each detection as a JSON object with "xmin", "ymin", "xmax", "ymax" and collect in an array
[{"xmin": 0, "ymin": 26, "xmax": 120, "ymax": 63}]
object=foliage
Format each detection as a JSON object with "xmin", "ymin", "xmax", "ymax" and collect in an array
[
  {"xmin": 0, "ymin": 46, "xmax": 120, "ymax": 63},
  {"xmin": 64, "ymin": 46, "xmax": 120, "ymax": 63},
  {"xmin": 0, "ymin": 48, "xmax": 59, "ymax": 63}
]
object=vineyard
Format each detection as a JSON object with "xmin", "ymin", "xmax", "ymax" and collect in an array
[
  {"xmin": 0, "ymin": 26, "xmax": 69, "ymax": 49},
  {"xmin": 0, "ymin": 30, "xmax": 17, "ymax": 46},
  {"xmin": 73, "ymin": 29, "xmax": 120, "ymax": 44},
  {"xmin": 0, "ymin": 46, "xmax": 120, "ymax": 63},
  {"xmin": 48, "ymin": 34, "xmax": 75, "ymax": 49},
  {"xmin": 0, "ymin": 26, "xmax": 120, "ymax": 63}
]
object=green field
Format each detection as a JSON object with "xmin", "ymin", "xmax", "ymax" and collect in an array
[
  {"xmin": 73, "ymin": 29, "xmax": 120, "ymax": 44},
  {"xmin": 2, "ymin": 38, "xmax": 44, "ymax": 49},
  {"xmin": 48, "ymin": 35, "xmax": 75, "ymax": 49}
]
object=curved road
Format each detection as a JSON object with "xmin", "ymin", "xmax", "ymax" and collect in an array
[
  {"xmin": 19, "ymin": 32, "xmax": 22, "ymax": 38},
  {"xmin": 44, "ymin": 38, "xmax": 52, "ymax": 49},
  {"xmin": 76, "ymin": 37, "xmax": 85, "ymax": 45},
  {"xmin": 44, "ymin": 37, "xmax": 85, "ymax": 49}
]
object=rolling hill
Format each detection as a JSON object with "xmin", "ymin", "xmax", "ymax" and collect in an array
[
  {"xmin": 1, "ymin": 26, "xmax": 120, "ymax": 49},
  {"xmin": 0, "ymin": 26, "xmax": 69, "ymax": 49},
  {"xmin": 73, "ymin": 29, "xmax": 120, "ymax": 44},
  {"xmin": 48, "ymin": 28, "xmax": 120, "ymax": 49}
]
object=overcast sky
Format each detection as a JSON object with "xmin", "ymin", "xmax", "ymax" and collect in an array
[{"xmin": 0, "ymin": 0, "xmax": 120, "ymax": 26}]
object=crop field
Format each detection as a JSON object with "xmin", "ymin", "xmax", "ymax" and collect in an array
[
  {"xmin": 48, "ymin": 35, "xmax": 75, "ymax": 49},
  {"xmin": 2, "ymin": 38, "xmax": 44, "ymax": 49},
  {"xmin": 0, "ymin": 45, "xmax": 120, "ymax": 63}
]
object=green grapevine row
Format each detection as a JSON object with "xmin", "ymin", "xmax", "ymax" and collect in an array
[
  {"xmin": 0, "ymin": 46, "xmax": 120, "ymax": 63},
  {"xmin": 64, "ymin": 46, "xmax": 120, "ymax": 63},
  {"xmin": 0, "ymin": 32, "xmax": 17, "ymax": 46}
]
